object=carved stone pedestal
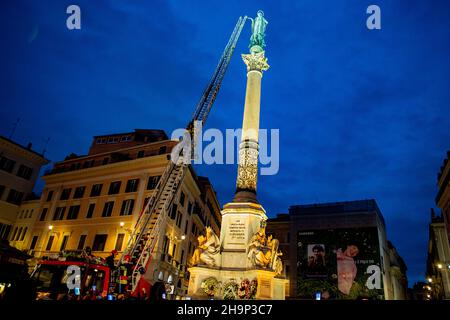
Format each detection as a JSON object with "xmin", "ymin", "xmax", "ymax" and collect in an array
[{"xmin": 187, "ymin": 266, "xmax": 286, "ymax": 300}]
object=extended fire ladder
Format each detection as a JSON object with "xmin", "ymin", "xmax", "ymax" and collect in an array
[{"xmin": 118, "ymin": 16, "xmax": 248, "ymax": 293}]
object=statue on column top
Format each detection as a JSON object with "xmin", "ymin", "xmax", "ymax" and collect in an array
[{"xmin": 249, "ymin": 10, "xmax": 268, "ymax": 53}]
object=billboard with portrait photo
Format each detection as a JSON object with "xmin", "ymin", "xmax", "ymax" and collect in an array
[{"xmin": 297, "ymin": 227, "xmax": 384, "ymax": 300}]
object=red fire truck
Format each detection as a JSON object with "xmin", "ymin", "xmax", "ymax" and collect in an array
[
  {"xmin": 30, "ymin": 253, "xmax": 112, "ymax": 300},
  {"xmin": 29, "ymin": 251, "xmax": 161, "ymax": 300}
]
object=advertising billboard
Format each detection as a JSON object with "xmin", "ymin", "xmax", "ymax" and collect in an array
[{"xmin": 297, "ymin": 228, "xmax": 384, "ymax": 300}]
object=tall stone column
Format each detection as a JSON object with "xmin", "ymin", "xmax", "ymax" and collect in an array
[
  {"xmin": 234, "ymin": 51, "xmax": 269, "ymax": 203},
  {"xmin": 219, "ymin": 50, "xmax": 269, "ymax": 269},
  {"xmin": 188, "ymin": 11, "xmax": 286, "ymax": 300}
]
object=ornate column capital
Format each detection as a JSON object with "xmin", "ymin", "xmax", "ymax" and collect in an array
[{"xmin": 242, "ymin": 51, "xmax": 269, "ymax": 73}]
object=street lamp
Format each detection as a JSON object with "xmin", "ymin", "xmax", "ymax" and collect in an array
[
  {"xmin": 427, "ymin": 278, "xmax": 433, "ymax": 283},
  {"xmin": 119, "ymin": 222, "xmax": 125, "ymax": 227},
  {"xmin": 437, "ymin": 263, "xmax": 443, "ymax": 269},
  {"xmin": 48, "ymin": 225, "xmax": 53, "ymax": 230}
]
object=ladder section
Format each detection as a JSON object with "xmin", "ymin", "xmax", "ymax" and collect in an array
[
  {"xmin": 189, "ymin": 16, "xmax": 247, "ymax": 127},
  {"xmin": 129, "ymin": 163, "xmax": 187, "ymax": 290},
  {"xmin": 119, "ymin": 160, "xmax": 180, "ymax": 265}
]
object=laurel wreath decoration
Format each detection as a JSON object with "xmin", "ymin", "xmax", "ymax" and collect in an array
[{"xmin": 200, "ymin": 277, "xmax": 221, "ymax": 297}]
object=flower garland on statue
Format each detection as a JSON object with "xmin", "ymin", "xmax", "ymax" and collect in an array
[{"xmin": 201, "ymin": 277, "xmax": 221, "ymax": 298}]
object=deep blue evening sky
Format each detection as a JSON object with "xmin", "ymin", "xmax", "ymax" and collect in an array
[{"xmin": 1, "ymin": 0, "xmax": 450, "ymax": 284}]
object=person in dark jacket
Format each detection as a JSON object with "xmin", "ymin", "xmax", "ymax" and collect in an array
[{"xmin": 105, "ymin": 250, "xmax": 118, "ymax": 269}]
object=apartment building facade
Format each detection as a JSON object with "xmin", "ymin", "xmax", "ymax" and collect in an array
[
  {"xmin": 0, "ymin": 136, "xmax": 48, "ymax": 240},
  {"xmin": 21, "ymin": 129, "xmax": 222, "ymax": 298}
]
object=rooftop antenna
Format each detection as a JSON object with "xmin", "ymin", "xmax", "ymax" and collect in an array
[
  {"xmin": 9, "ymin": 118, "xmax": 20, "ymax": 139},
  {"xmin": 42, "ymin": 137, "xmax": 50, "ymax": 156}
]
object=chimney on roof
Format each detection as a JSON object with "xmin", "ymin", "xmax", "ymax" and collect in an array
[{"xmin": 27, "ymin": 142, "xmax": 32, "ymax": 150}]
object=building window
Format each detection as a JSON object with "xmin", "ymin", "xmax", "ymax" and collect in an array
[
  {"xmin": 92, "ymin": 234, "xmax": 108, "ymax": 251},
  {"xmin": 10, "ymin": 227, "xmax": 18, "ymax": 241},
  {"xmin": 70, "ymin": 163, "xmax": 81, "ymax": 171},
  {"xmin": 180, "ymin": 249, "xmax": 185, "ymax": 265},
  {"xmin": 137, "ymin": 150, "xmax": 145, "ymax": 158},
  {"xmin": 0, "ymin": 185, "xmax": 5, "ymax": 199},
  {"xmin": 171, "ymin": 244, "xmax": 177, "ymax": 258},
  {"xmin": 179, "ymin": 192, "xmax": 185, "ymax": 207},
  {"xmin": 102, "ymin": 201, "xmax": 114, "ymax": 217},
  {"xmin": 120, "ymin": 199, "xmax": 135, "ymax": 216},
  {"xmin": 147, "ymin": 176, "xmax": 161, "ymax": 190},
  {"xmin": 125, "ymin": 179, "xmax": 139, "ymax": 193},
  {"xmin": 30, "ymin": 236, "xmax": 38, "ymax": 250},
  {"xmin": 102, "ymin": 157, "xmax": 109, "ymax": 165},
  {"xmin": 90, "ymin": 184, "xmax": 103, "ymax": 197},
  {"xmin": 60, "ymin": 235, "xmax": 69, "ymax": 251},
  {"xmin": 0, "ymin": 156, "xmax": 16, "ymax": 173},
  {"xmin": 60, "ymin": 188, "xmax": 71, "ymax": 200},
  {"xmin": 142, "ymin": 197, "xmax": 150, "ymax": 211},
  {"xmin": 187, "ymin": 202, "xmax": 193, "ymax": 215},
  {"xmin": 53, "ymin": 207, "xmax": 66, "ymax": 220},
  {"xmin": 73, "ymin": 186, "xmax": 86, "ymax": 199},
  {"xmin": 6, "ymin": 189, "xmax": 24, "ymax": 205},
  {"xmin": 162, "ymin": 236, "xmax": 169, "ymax": 256},
  {"xmin": 39, "ymin": 208, "xmax": 48, "ymax": 221},
  {"xmin": 176, "ymin": 212, "xmax": 183, "ymax": 228},
  {"xmin": 170, "ymin": 204, "xmax": 178, "ymax": 220},
  {"xmin": 184, "ymin": 220, "xmax": 189, "ymax": 235},
  {"xmin": 108, "ymin": 181, "xmax": 121, "ymax": 195},
  {"xmin": 67, "ymin": 205, "xmax": 80, "ymax": 220},
  {"xmin": 46, "ymin": 190, "xmax": 53, "ymax": 202},
  {"xmin": 86, "ymin": 203, "xmax": 95, "ymax": 219},
  {"xmin": 15, "ymin": 227, "xmax": 23, "ymax": 241},
  {"xmin": 159, "ymin": 146, "xmax": 167, "ymax": 154},
  {"xmin": 115, "ymin": 234, "xmax": 125, "ymax": 251},
  {"xmin": 16, "ymin": 164, "xmax": 33, "ymax": 180},
  {"xmin": 20, "ymin": 227, "xmax": 27, "ymax": 241},
  {"xmin": 83, "ymin": 160, "xmax": 94, "ymax": 168},
  {"xmin": 46, "ymin": 235, "xmax": 55, "ymax": 251},
  {"xmin": 77, "ymin": 235, "xmax": 87, "ymax": 250}
]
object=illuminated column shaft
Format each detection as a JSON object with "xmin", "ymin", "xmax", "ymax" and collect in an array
[{"xmin": 235, "ymin": 51, "xmax": 269, "ymax": 195}]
